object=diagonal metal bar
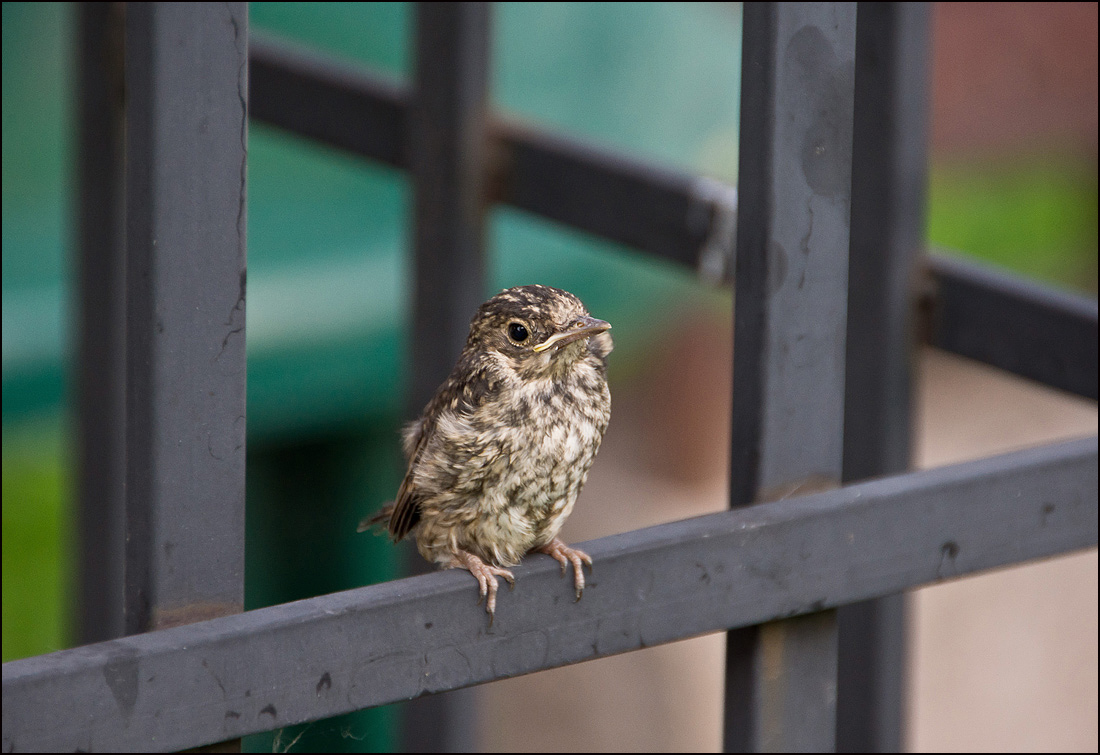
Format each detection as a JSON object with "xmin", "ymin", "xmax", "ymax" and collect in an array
[
  {"xmin": 725, "ymin": 3, "xmax": 857, "ymax": 751},
  {"xmin": 4, "ymin": 437, "xmax": 1096, "ymax": 753},
  {"xmin": 248, "ymin": 35, "xmax": 717, "ymax": 270},
  {"xmin": 123, "ymin": 3, "xmax": 249, "ymax": 634},
  {"xmin": 249, "ymin": 36, "xmax": 408, "ymax": 168},
  {"xmin": 924, "ymin": 253, "xmax": 1099, "ymax": 401},
  {"xmin": 248, "ymin": 37, "xmax": 1097, "ymax": 404},
  {"xmin": 492, "ymin": 123, "xmax": 712, "ymax": 268}
]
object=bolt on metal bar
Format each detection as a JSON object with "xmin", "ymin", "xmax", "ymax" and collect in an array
[
  {"xmin": 122, "ymin": 3, "xmax": 249, "ymax": 634},
  {"xmin": 4, "ymin": 437, "xmax": 1095, "ymax": 752},
  {"xmin": 75, "ymin": 2, "xmax": 128, "ymax": 645},
  {"xmin": 726, "ymin": 3, "xmax": 858, "ymax": 751},
  {"xmin": 401, "ymin": 3, "xmax": 493, "ymax": 751},
  {"xmin": 837, "ymin": 3, "xmax": 930, "ymax": 751}
]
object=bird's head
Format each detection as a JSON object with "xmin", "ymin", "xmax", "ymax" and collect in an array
[{"xmin": 466, "ymin": 285, "xmax": 612, "ymax": 378}]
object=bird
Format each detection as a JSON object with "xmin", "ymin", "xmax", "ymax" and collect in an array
[{"xmin": 359, "ymin": 284, "xmax": 612, "ymax": 624}]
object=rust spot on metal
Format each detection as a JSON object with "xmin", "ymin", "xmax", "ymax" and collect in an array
[
  {"xmin": 153, "ymin": 602, "xmax": 243, "ymax": 630},
  {"xmin": 758, "ymin": 474, "xmax": 838, "ymax": 503},
  {"xmin": 758, "ymin": 621, "xmax": 787, "ymax": 749},
  {"xmin": 915, "ymin": 257, "xmax": 939, "ymax": 346}
]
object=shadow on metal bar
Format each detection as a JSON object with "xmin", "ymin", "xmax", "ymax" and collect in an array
[{"xmin": 4, "ymin": 437, "xmax": 1096, "ymax": 752}]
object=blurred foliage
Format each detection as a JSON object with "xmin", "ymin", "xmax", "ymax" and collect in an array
[
  {"xmin": 928, "ymin": 154, "xmax": 1098, "ymax": 293},
  {"xmin": 2, "ymin": 419, "xmax": 71, "ymax": 662}
]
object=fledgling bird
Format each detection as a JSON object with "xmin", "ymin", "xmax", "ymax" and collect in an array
[{"xmin": 359, "ymin": 284, "xmax": 612, "ymax": 624}]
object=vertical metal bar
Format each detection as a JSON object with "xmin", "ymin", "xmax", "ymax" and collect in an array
[
  {"xmin": 401, "ymin": 2, "xmax": 491, "ymax": 751},
  {"xmin": 725, "ymin": 3, "xmax": 857, "ymax": 752},
  {"xmin": 75, "ymin": 1, "xmax": 127, "ymax": 645},
  {"xmin": 123, "ymin": 3, "xmax": 248, "ymax": 634},
  {"xmin": 838, "ymin": 4, "xmax": 930, "ymax": 751},
  {"xmin": 407, "ymin": 1, "xmax": 491, "ymax": 409}
]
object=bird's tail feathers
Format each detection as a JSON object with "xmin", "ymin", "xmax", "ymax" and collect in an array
[{"xmin": 357, "ymin": 502, "xmax": 395, "ymax": 534}]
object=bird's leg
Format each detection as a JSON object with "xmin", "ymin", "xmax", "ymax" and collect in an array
[
  {"xmin": 537, "ymin": 537, "xmax": 592, "ymax": 601},
  {"xmin": 446, "ymin": 549, "xmax": 515, "ymax": 626}
]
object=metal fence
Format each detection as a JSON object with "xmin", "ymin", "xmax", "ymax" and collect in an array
[{"xmin": 3, "ymin": 2, "xmax": 1097, "ymax": 752}]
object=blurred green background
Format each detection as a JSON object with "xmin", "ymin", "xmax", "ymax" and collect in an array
[{"xmin": 3, "ymin": 2, "xmax": 1096, "ymax": 752}]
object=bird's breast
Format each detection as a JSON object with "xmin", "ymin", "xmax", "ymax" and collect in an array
[
  {"xmin": 416, "ymin": 361, "xmax": 609, "ymax": 566},
  {"xmin": 501, "ymin": 369, "xmax": 609, "ymax": 515}
]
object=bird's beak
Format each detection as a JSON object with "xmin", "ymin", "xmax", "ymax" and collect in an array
[{"xmin": 532, "ymin": 316, "xmax": 611, "ymax": 353}]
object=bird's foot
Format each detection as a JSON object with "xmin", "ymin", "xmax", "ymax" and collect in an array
[
  {"xmin": 537, "ymin": 537, "xmax": 592, "ymax": 601},
  {"xmin": 447, "ymin": 550, "xmax": 515, "ymax": 626}
]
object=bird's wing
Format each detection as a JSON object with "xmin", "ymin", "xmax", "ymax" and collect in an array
[
  {"xmin": 383, "ymin": 416, "xmax": 430, "ymax": 539},
  {"xmin": 388, "ymin": 466, "xmax": 423, "ymax": 541},
  {"xmin": 388, "ymin": 414, "xmax": 441, "ymax": 540},
  {"xmin": 387, "ymin": 357, "xmax": 500, "ymax": 542}
]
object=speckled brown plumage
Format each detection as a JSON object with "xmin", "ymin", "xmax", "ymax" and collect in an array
[{"xmin": 358, "ymin": 284, "xmax": 612, "ymax": 623}]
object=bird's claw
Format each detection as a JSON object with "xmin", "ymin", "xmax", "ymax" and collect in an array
[
  {"xmin": 450, "ymin": 551, "xmax": 515, "ymax": 625},
  {"xmin": 537, "ymin": 538, "xmax": 592, "ymax": 602}
]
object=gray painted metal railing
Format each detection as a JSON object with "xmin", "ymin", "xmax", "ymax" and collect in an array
[
  {"xmin": 4, "ymin": 439, "xmax": 1096, "ymax": 751},
  {"xmin": 724, "ymin": 4, "xmax": 855, "ymax": 750},
  {"xmin": 4, "ymin": 2, "xmax": 1097, "ymax": 752}
]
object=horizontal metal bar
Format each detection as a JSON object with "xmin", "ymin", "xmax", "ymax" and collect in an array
[
  {"xmin": 4, "ymin": 437, "xmax": 1096, "ymax": 752},
  {"xmin": 924, "ymin": 253, "xmax": 1099, "ymax": 400}
]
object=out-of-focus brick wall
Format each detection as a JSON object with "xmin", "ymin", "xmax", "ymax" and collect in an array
[{"xmin": 931, "ymin": 2, "xmax": 1098, "ymax": 156}]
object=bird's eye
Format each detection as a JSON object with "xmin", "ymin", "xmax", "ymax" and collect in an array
[{"xmin": 507, "ymin": 322, "xmax": 529, "ymax": 342}]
